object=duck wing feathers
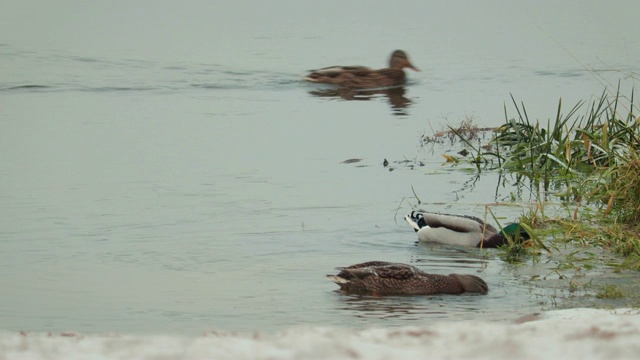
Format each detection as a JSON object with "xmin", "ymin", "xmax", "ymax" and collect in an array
[
  {"xmin": 305, "ymin": 68, "xmax": 407, "ymax": 89},
  {"xmin": 306, "ymin": 66, "xmax": 371, "ymax": 78},
  {"xmin": 338, "ymin": 262, "xmax": 423, "ymax": 281},
  {"xmin": 407, "ymin": 211, "xmax": 498, "ymax": 234}
]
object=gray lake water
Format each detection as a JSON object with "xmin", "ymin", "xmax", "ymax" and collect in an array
[{"xmin": 1, "ymin": 1, "xmax": 639, "ymax": 335}]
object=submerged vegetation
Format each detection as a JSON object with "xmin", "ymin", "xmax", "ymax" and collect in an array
[{"xmin": 596, "ymin": 284, "xmax": 625, "ymax": 299}]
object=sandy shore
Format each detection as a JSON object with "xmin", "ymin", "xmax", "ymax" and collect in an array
[{"xmin": 2, "ymin": 308, "xmax": 639, "ymax": 360}]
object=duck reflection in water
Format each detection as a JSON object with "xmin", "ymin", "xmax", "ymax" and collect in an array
[
  {"xmin": 332, "ymin": 292, "xmax": 486, "ymax": 322},
  {"xmin": 308, "ymin": 86, "xmax": 412, "ymax": 116}
]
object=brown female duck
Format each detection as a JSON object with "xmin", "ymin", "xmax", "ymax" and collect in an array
[
  {"xmin": 304, "ymin": 50, "xmax": 419, "ymax": 89},
  {"xmin": 326, "ymin": 261, "xmax": 488, "ymax": 296}
]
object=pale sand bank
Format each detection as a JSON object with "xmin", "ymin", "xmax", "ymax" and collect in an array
[{"xmin": 2, "ymin": 308, "xmax": 639, "ymax": 360}]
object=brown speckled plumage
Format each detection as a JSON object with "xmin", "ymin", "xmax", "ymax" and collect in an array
[
  {"xmin": 327, "ymin": 261, "xmax": 488, "ymax": 296},
  {"xmin": 304, "ymin": 50, "xmax": 418, "ymax": 89}
]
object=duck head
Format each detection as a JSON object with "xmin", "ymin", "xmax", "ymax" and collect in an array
[
  {"xmin": 389, "ymin": 50, "xmax": 419, "ymax": 71},
  {"xmin": 498, "ymin": 223, "xmax": 530, "ymax": 242}
]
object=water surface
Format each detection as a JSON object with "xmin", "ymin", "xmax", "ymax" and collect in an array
[{"xmin": 1, "ymin": 0, "xmax": 639, "ymax": 334}]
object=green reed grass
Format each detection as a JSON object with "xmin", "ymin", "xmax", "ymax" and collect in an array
[{"xmin": 445, "ymin": 85, "xmax": 640, "ymax": 258}]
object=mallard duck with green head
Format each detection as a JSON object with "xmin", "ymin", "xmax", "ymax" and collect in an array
[
  {"xmin": 327, "ymin": 261, "xmax": 488, "ymax": 295},
  {"xmin": 405, "ymin": 211, "xmax": 529, "ymax": 248}
]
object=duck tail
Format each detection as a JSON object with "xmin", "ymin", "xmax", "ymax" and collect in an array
[
  {"xmin": 404, "ymin": 211, "xmax": 423, "ymax": 232},
  {"xmin": 325, "ymin": 275, "xmax": 349, "ymax": 284}
]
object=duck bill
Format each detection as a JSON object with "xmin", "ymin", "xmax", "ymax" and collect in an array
[{"xmin": 407, "ymin": 62, "xmax": 419, "ymax": 71}]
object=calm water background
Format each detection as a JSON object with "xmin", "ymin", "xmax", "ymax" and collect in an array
[{"xmin": 1, "ymin": 1, "xmax": 639, "ymax": 335}]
